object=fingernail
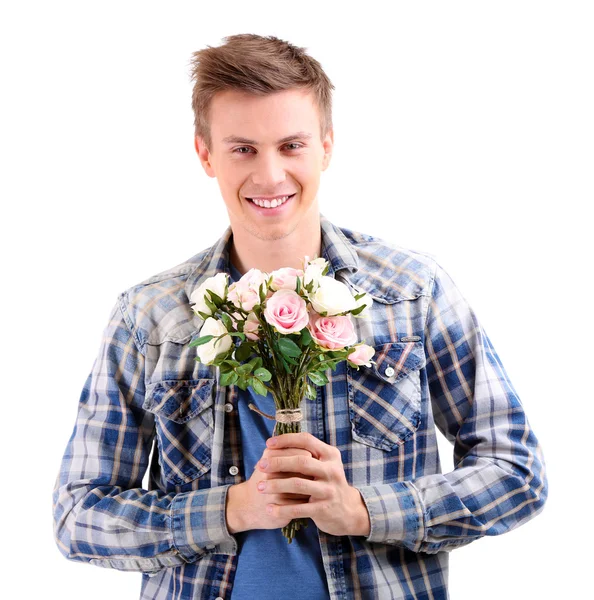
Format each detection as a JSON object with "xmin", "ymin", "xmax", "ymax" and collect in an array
[
  {"xmin": 257, "ymin": 481, "xmax": 266, "ymax": 491},
  {"xmin": 267, "ymin": 437, "xmax": 278, "ymax": 446},
  {"xmin": 259, "ymin": 459, "xmax": 268, "ymax": 469}
]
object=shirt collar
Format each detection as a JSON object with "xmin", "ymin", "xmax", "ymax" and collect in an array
[
  {"xmin": 319, "ymin": 213, "xmax": 359, "ymax": 276},
  {"xmin": 184, "ymin": 224, "xmax": 233, "ymax": 302},
  {"xmin": 184, "ymin": 213, "xmax": 359, "ymax": 302}
]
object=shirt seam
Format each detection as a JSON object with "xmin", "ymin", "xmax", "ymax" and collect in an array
[{"xmin": 117, "ymin": 291, "xmax": 146, "ymax": 357}]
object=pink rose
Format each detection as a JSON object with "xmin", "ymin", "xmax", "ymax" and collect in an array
[
  {"xmin": 264, "ymin": 289, "xmax": 308, "ymax": 334},
  {"xmin": 269, "ymin": 267, "xmax": 304, "ymax": 292},
  {"xmin": 347, "ymin": 344, "xmax": 375, "ymax": 367},
  {"xmin": 308, "ymin": 311, "xmax": 357, "ymax": 350},
  {"xmin": 244, "ymin": 311, "xmax": 260, "ymax": 341},
  {"xmin": 228, "ymin": 268, "xmax": 269, "ymax": 312},
  {"xmin": 230, "ymin": 311, "xmax": 260, "ymax": 340}
]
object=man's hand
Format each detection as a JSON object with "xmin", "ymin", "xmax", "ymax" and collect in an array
[
  {"xmin": 256, "ymin": 432, "xmax": 371, "ymax": 537},
  {"xmin": 226, "ymin": 445, "xmax": 314, "ymax": 534}
]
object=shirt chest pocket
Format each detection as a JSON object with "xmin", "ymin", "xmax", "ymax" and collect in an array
[
  {"xmin": 347, "ymin": 341, "xmax": 425, "ymax": 451},
  {"xmin": 143, "ymin": 378, "xmax": 215, "ymax": 485}
]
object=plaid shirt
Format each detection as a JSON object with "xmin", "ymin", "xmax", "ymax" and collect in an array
[{"xmin": 53, "ymin": 214, "xmax": 548, "ymax": 599}]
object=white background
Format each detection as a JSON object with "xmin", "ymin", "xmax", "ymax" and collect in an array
[{"xmin": 1, "ymin": 1, "xmax": 592, "ymax": 598}]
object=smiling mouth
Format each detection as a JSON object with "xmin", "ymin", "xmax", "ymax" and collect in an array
[{"xmin": 245, "ymin": 193, "xmax": 296, "ymax": 209}]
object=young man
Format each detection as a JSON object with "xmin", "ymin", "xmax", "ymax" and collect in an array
[{"xmin": 53, "ymin": 34, "xmax": 548, "ymax": 599}]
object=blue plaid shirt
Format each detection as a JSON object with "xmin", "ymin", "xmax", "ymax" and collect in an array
[{"xmin": 53, "ymin": 214, "xmax": 548, "ymax": 599}]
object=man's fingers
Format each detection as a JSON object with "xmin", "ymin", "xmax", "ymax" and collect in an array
[
  {"xmin": 258, "ymin": 453, "xmax": 328, "ymax": 479},
  {"xmin": 262, "ymin": 447, "xmax": 312, "ymax": 459},
  {"xmin": 258, "ymin": 476, "xmax": 327, "ymax": 499},
  {"xmin": 266, "ymin": 432, "xmax": 341, "ymax": 462}
]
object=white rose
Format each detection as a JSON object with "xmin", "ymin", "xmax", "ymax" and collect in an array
[
  {"xmin": 352, "ymin": 291, "xmax": 373, "ymax": 319},
  {"xmin": 308, "ymin": 276, "xmax": 357, "ymax": 316},
  {"xmin": 196, "ymin": 317, "xmax": 233, "ymax": 364},
  {"xmin": 303, "ymin": 257, "xmax": 328, "ymax": 292},
  {"xmin": 190, "ymin": 272, "xmax": 228, "ymax": 316}
]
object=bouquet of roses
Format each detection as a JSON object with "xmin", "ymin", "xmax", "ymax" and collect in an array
[{"xmin": 188, "ymin": 256, "xmax": 375, "ymax": 543}]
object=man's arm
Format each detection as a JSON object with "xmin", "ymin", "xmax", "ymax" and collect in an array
[
  {"xmin": 357, "ymin": 260, "xmax": 549, "ymax": 554},
  {"xmin": 52, "ymin": 297, "xmax": 237, "ymax": 574}
]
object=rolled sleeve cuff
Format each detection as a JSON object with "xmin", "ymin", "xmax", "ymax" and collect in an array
[
  {"xmin": 357, "ymin": 482, "xmax": 425, "ymax": 553},
  {"xmin": 171, "ymin": 484, "xmax": 238, "ymax": 562}
]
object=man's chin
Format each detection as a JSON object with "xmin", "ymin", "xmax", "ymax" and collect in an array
[{"xmin": 243, "ymin": 220, "xmax": 297, "ymax": 241}]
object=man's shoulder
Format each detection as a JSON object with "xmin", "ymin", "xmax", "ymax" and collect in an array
[
  {"xmin": 335, "ymin": 222, "xmax": 438, "ymax": 302},
  {"xmin": 116, "ymin": 246, "xmax": 212, "ymax": 349}
]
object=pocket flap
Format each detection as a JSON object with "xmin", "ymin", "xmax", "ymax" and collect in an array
[
  {"xmin": 371, "ymin": 341, "xmax": 425, "ymax": 383},
  {"xmin": 143, "ymin": 379, "xmax": 214, "ymax": 424}
]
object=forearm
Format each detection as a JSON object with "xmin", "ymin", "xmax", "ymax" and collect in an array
[
  {"xmin": 357, "ymin": 445, "xmax": 547, "ymax": 554},
  {"xmin": 53, "ymin": 478, "xmax": 238, "ymax": 572}
]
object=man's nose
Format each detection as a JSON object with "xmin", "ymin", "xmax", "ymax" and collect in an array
[{"xmin": 250, "ymin": 151, "xmax": 286, "ymax": 188}]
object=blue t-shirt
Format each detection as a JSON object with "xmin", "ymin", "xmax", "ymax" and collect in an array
[{"xmin": 228, "ymin": 260, "xmax": 330, "ymax": 599}]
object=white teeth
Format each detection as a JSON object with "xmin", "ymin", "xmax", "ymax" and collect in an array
[{"xmin": 250, "ymin": 194, "xmax": 291, "ymax": 208}]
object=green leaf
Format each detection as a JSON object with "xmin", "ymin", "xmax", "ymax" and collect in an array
[
  {"xmin": 281, "ymin": 353, "xmax": 299, "ymax": 366},
  {"xmin": 278, "ymin": 337, "xmax": 302, "ymax": 358},
  {"xmin": 220, "ymin": 370, "xmax": 238, "ymax": 386},
  {"xmin": 219, "ymin": 312, "xmax": 234, "ymax": 331},
  {"xmin": 204, "ymin": 296, "xmax": 217, "ymax": 314},
  {"xmin": 188, "ymin": 335, "xmax": 214, "ymax": 347},
  {"xmin": 305, "ymin": 382, "xmax": 317, "ymax": 400},
  {"xmin": 250, "ymin": 377, "xmax": 268, "ymax": 397},
  {"xmin": 237, "ymin": 362, "xmax": 254, "ymax": 375},
  {"xmin": 315, "ymin": 359, "xmax": 341, "ymax": 371},
  {"xmin": 259, "ymin": 283, "xmax": 267, "ymax": 303},
  {"xmin": 254, "ymin": 367, "xmax": 272, "ymax": 382},
  {"xmin": 353, "ymin": 292, "xmax": 365, "ymax": 301},
  {"xmin": 300, "ymin": 327, "xmax": 312, "ymax": 346},
  {"xmin": 235, "ymin": 342, "xmax": 252, "ymax": 362},
  {"xmin": 197, "ymin": 310, "xmax": 211, "ymax": 321},
  {"xmin": 280, "ymin": 355, "xmax": 292, "ymax": 373},
  {"xmin": 245, "ymin": 356, "xmax": 262, "ymax": 370},
  {"xmin": 228, "ymin": 332, "xmax": 246, "ymax": 340},
  {"xmin": 222, "ymin": 359, "xmax": 241, "ymax": 368},
  {"xmin": 308, "ymin": 371, "xmax": 329, "ymax": 386},
  {"xmin": 349, "ymin": 304, "xmax": 366, "ymax": 316},
  {"xmin": 236, "ymin": 377, "xmax": 248, "ymax": 391},
  {"xmin": 295, "ymin": 276, "xmax": 301, "ymax": 294},
  {"xmin": 207, "ymin": 290, "xmax": 224, "ymax": 306}
]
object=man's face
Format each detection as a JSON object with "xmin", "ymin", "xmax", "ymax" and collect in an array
[{"xmin": 195, "ymin": 88, "xmax": 333, "ymax": 242}]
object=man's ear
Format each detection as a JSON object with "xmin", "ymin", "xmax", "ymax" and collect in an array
[
  {"xmin": 321, "ymin": 128, "xmax": 334, "ymax": 171},
  {"xmin": 194, "ymin": 136, "xmax": 216, "ymax": 178}
]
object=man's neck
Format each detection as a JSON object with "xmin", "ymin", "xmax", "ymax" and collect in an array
[{"xmin": 229, "ymin": 212, "xmax": 322, "ymax": 275}]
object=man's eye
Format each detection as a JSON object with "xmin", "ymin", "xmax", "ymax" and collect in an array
[{"xmin": 233, "ymin": 143, "xmax": 302, "ymax": 154}]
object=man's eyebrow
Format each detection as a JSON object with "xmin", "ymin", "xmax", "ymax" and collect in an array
[{"xmin": 222, "ymin": 132, "xmax": 313, "ymax": 145}]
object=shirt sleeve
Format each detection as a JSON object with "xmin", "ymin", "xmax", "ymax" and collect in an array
[
  {"xmin": 357, "ymin": 260, "xmax": 549, "ymax": 554},
  {"xmin": 52, "ymin": 295, "xmax": 237, "ymax": 574}
]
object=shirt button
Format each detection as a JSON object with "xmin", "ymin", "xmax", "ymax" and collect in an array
[
  {"xmin": 216, "ymin": 597, "xmax": 224, "ymax": 600},
  {"xmin": 384, "ymin": 366, "xmax": 395, "ymax": 377},
  {"xmin": 224, "ymin": 403, "xmax": 234, "ymax": 413},
  {"xmin": 229, "ymin": 465, "xmax": 239, "ymax": 476}
]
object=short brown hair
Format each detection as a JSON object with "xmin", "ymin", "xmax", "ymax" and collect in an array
[{"xmin": 190, "ymin": 34, "xmax": 335, "ymax": 150}]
